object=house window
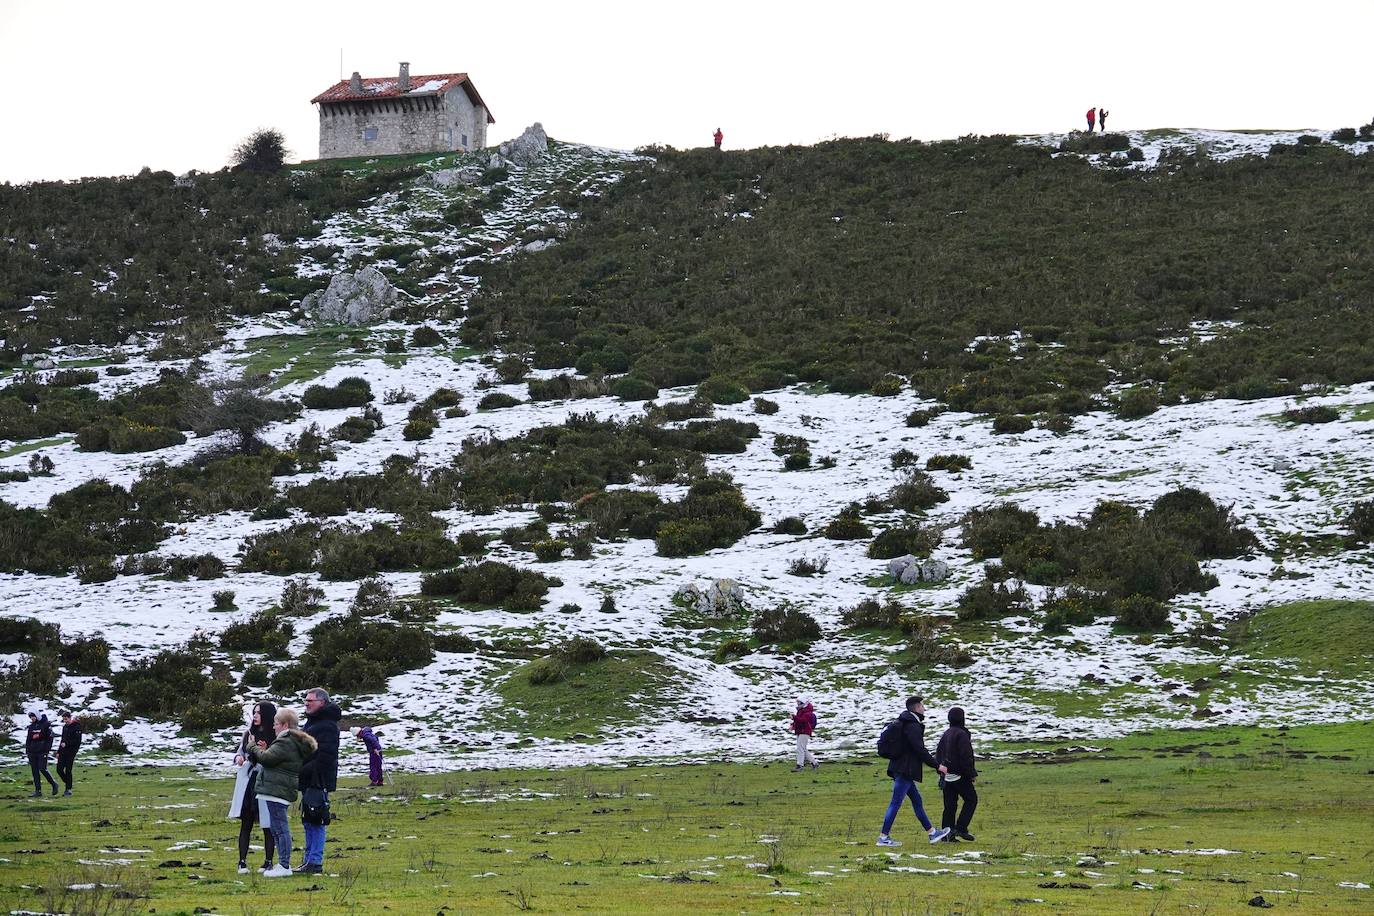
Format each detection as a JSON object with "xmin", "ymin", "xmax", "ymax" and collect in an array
[
  {"xmin": 363, "ymin": 127, "xmax": 378, "ymax": 141},
  {"xmin": 461, "ymin": 133, "xmax": 468, "ymax": 148}
]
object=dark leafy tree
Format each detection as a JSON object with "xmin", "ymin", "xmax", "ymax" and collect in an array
[{"xmin": 231, "ymin": 128, "xmax": 289, "ymax": 172}]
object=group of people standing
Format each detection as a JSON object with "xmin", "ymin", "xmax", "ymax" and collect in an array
[
  {"xmin": 786, "ymin": 695, "xmax": 979, "ymax": 847},
  {"xmin": 1085, "ymin": 107, "xmax": 1111, "ymax": 132},
  {"xmin": 23, "ymin": 710, "xmax": 81, "ymax": 797}
]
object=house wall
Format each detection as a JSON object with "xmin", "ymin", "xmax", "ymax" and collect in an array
[{"xmin": 317, "ymin": 86, "xmax": 490, "ymax": 159}]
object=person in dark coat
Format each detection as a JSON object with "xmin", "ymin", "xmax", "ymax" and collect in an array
[
  {"xmin": 352, "ymin": 726, "xmax": 384, "ymax": 786},
  {"xmin": 877, "ymin": 696, "xmax": 951, "ymax": 846},
  {"xmin": 1098, "ymin": 108, "xmax": 1110, "ymax": 132},
  {"xmin": 298, "ymin": 687, "xmax": 341, "ymax": 874},
  {"xmin": 24, "ymin": 711, "xmax": 58, "ymax": 797},
  {"xmin": 936, "ymin": 706, "xmax": 979, "ymax": 841},
  {"xmin": 230, "ymin": 700, "xmax": 277, "ymax": 873},
  {"xmin": 54, "ymin": 710, "xmax": 82, "ymax": 796}
]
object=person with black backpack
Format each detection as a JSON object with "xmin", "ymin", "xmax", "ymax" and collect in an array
[
  {"xmin": 875, "ymin": 696, "xmax": 951, "ymax": 846},
  {"xmin": 935, "ymin": 706, "xmax": 978, "ymax": 841}
]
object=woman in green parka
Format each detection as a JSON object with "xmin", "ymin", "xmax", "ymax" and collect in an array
[{"xmin": 246, "ymin": 707, "xmax": 317, "ymax": 877}]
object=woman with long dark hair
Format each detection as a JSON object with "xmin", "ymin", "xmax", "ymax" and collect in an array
[{"xmin": 228, "ymin": 700, "xmax": 277, "ymax": 873}]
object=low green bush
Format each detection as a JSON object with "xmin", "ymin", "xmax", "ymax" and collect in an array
[
  {"xmin": 1116, "ymin": 387, "xmax": 1160, "ymax": 420},
  {"xmin": 219, "ymin": 610, "xmax": 294, "ymax": 656},
  {"xmin": 752, "ymin": 397, "xmax": 779, "ymax": 415},
  {"xmin": 773, "ymin": 516, "xmax": 807, "ymax": 535},
  {"xmin": 411, "ymin": 325, "xmax": 445, "ymax": 347},
  {"xmin": 713, "ymin": 637, "xmax": 752, "ymax": 663},
  {"xmin": 822, "ymin": 514, "xmax": 871, "ymax": 540},
  {"xmin": 0, "ymin": 617, "xmax": 60, "ymax": 652},
  {"xmin": 955, "ymin": 578, "xmax": 1032, "ymax": 621},
  {"xmin": 992, "ymin": 414, "xmax": 1034, "ymax": 434},
  {"xmin": 961, "ymin": 503, "xmax": 1041, "ymax": 560},
  {"xmin": 420, "ymin": 561, "xmax": 562, "ymax": 612},
  {"xmin": 1039, "ymin": 586, "xmax": 1109, "ymax": 632},
  {"xmin": 271, "ymin": 610, "xmax": 435, "ymax": 694},
  {"xmin": 905, "ymin": 408, "xmax": 941, "ymax": 428},
  {"xmin": 890, "ymin": 470, "xmax": 949, "ymax": 512},
  {"xmin": 1348, "ymin": 500, "xmax": 1374, "ymax": 541},
  {"xmin": 478, "ymin": 392, "xmax": 521, "ymax": 410},
  {"xmin": 1281, "ymin": 404, "xmax": 1339, "ymax": 424},
  {"xmin": 841, "ymin": 598, "xmax": 906, "ymax": 630},
  {"xmin": 302, "ymin": 376, "xmax": 373, "ymax": 409},
  {"xmin": 1113, "ymin": 594, "xmax": 1170, "ymax": 631},
  {"xmin": 611, "ymin": 376, "xmax": 659, "ymax": 401},
  {"xmin": 109, "ymin": 638, "xmax": 241, "ymax": 732},
  {"xmin": 925, "ymin": 453, "xmax": 972, "ymax": 472},
  {"xmin": 403, "ymin": 418, "xmax": 436, "ymax": 440},
  {"xmin": 751, "ymin": 606, "xmax": 822, "ymax": 650},
  {"xmin": 696, "ymin": 376, "xmax": 750, "ymax": 404},
  {"xmin": 59, "ymin": 634, "xmax": 111, "ymax": 675},
  {"xmin": 332, "ymin": 414, "xmax": 377, "ymax": 443},
  {"xmin": 867, "ymin": 524, "xmax": 941, "ymax": 559},
  {"xmin": 783, "ymin": 452, "xmax": 811, "ymax": 471}
]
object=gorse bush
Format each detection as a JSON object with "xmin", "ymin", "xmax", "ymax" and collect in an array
[
  {"xmin": 960, "ymin": 503, "xmax": 1041, "ymax": 560},
  {"xmin": 420, "ymin": 561, "xmax": 562, "ymax": 612},
  {"xmin": 1347, "ymin": 500, "xmax": 1374, "ymax": 541},
  {"xmin": 955, "ymin": 579, "xmax": 1033, "ymax": 621},
  {"xmin": 302, "ymin": 376, "xmax": 373, "ymax": 410},
  {"xmin": 867, "ymin": 524, "xmax": 941, "ymax": 559},
  {"xmin": 1281, "ymin": 404, "xmax": 1339, "ymax": 424},
  {"xmin": 841, "ymin": 598, "xmax": 907, "ymax": 630},
  {"xmin": 751, "ymin": 606, "xmax": 822, "ymax": 650},
  {"xmin": 271, "ymin": 610, "xmax": 434, "ymax": 695},
  {"xmin": 219, "ymin": 610, "xmax": 294, "ymax": 656},
  {"xmin": 925, "ymin": 453, "xmax": 972, "ymax": 472},
  {"xmin": 889, "ymin": 470, "xmax": 949, "ymax": 512},
  {"xmin": 109, "ymin": 638, "xmax": 241, "ymax": 732}
]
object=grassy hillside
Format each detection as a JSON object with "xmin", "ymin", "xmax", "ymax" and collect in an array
[
  {"xmin": 1, "ymin": 723, "xmax": 1370, "ymax": 914},
  {"xmin": 1232, "ymin": 599, "xmax": 1374, "ymax": 675},
  {"xmin": 461, "ymin": 134, "xmax": 1374, "ymax": 412}
]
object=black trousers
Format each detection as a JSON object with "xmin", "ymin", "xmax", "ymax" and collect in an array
[
  {"xmin": 55, "ymin": 754, "xmax": 76, "ymax": 791},
  {"xmin": 29, "ymin": 758, "xmax": 57, "ymax": 793},
  {"xmin": 940, "ymin": 778, "xmax": 977, "ymax": 832}
]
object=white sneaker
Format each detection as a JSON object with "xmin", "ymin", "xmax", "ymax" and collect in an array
[
  {"xmin": 263, "ymin": 865, "xmax": 292, "ymax": 878},
  {"xmin": 237, "ymin": 864, "xmax": 249, "ymax": 875},
  {"xmin": 876, "ymin": 835, "xmax": 902, "ymax": 847},
  {"xmin": 928, "ymin": 827, "xmax": 951, "ymax": 844}
]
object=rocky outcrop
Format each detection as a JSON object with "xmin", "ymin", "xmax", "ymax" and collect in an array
[
  {"xmin": 674, "ymin": 579, "xmax": 745, "ymax": 616},
  {"xmin": 886, "ymin": 555, "xmax": 950, "ymax": 585},
  {"xmin": 498, "ymin": 123, "xmax": 548, "ymax": 166},
  {"xmin": 301, "ymin": 267, "xmax": 399, "ymax": 325},
  {"xmin": 425, "ymin": 165, "xmax": 484, "ymax": 189}
]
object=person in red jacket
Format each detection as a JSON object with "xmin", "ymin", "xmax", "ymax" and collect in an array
[
  {"xmin": 1086, "ymin": 107, "xmax": 1096, "ymax": 132},
  {"xmin": 713, "ymin": 127, "xmax": 723, "ymax": 150},
  {"xmin": 790, "ymin": 698, "xmax": 818, "ymax": 771}
]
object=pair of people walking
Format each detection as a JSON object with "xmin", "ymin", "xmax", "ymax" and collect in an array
[
  {"xmin": 228, "ymin": 688, "xmax": 340, "ymax": 877},
  {"xmin": 1086, "ymin": 107, "xmax": 1110, "ymax": 132},
  {"xmin": 24, "ymin": 710, "xmax": 82, "ymax": 797},
  {"xmin": 876, "ymin": 696, "xmax": 977, "ymax": 847}
]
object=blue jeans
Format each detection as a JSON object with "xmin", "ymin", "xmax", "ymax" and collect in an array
[
  {"xmin": 881, "ymin": 776, "xmax": 932, "ymax": 835},
  {"xmin": 302, "ymin": 808, "xmax": 327, "ymax": 866},
  {"xmin": 266, "ymin": 801, "xmax": 292, "ymax": 868}
]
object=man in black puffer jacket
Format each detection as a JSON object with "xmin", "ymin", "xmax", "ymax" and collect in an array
[
  {"xmin": 877, "ymin": 696, "xmax": 951, "ymax": 846},
  {"xmin": 298, "ymin": 687, "xmax": 341, "ymax": 874},
  {"xmin": 936, "ymin": 706, "xmax": 978, "ymax": 841}
]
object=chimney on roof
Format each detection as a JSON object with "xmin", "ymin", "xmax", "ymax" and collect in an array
[
  {"xmin": 398, "ymin": 62, "xmax": 411, "ymax": 92},
  {"xmin": 349, "ymin": 71, "xmax": 363, "ymax": 93}
]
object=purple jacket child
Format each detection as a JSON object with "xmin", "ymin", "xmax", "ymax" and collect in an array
[{"xmin": 352, "ymin": 727, "xmax": 384, "ymax": 786}]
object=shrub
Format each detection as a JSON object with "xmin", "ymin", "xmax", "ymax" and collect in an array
[
  {"xmin": 383, "ymin": 386, "xmax": 414, "ymax": 404},
  {"xmin": 231, "ymin": 127, "xmax": 288, "ymax": 172},
  {"xmin": 48, "ymin": 368, "xmax": 99, "ymax": 387},
  {"xmin": 902, "ymin": 616, "xmax": 975, "ymax": 669},
  {"xmin": 403, "ymin": 418, "xmax": 436, "ymax": 440},
  {"xmin": 411, "ymin": 325, "xmax": 445, "ymax": 347},
  {"xmin": 654, "ymin": 478, "xmax": 761, "ymax": 556},
  {"xmin": 271, "ymin": 610, "xmax": 435, "ymax": 694},
  {"xmin": 212, "ymin": 589, "xmax": 236, "ymax": 610},
  {"xmin": 241, "ymin": 663, "xmax": 270, "ymax": 687},
  {"xmin": 110, "ymin": 639, "xmax": 241, "ymax": 731},
  {"xmin": 611, "ymin": 376, "xmax": 659, "ymax": 401},
  {"xmin": 478, "ymin": 392, "xmax": 521, "ymax": 410},
  {"xmin": 1282, "ymin": 404, "xmax": 1339, "ymax": 424},
  {"xmin": 955, "ymin": 578, "xmax": 1032, "ymax": 621},
  {"xmin": 557, "ymin": 636, "xmax": 606, "ymax": 664},
  {"xmin": 1147, "ymin": 487, "xmax": 1258, "ymax": 559},
  {"xmin": 420, "ymin": 561, "xmax": 561, "ymax": 612},
  {"xmin": 890, "ymin": 470, "xmax": 949, "ymax": 512},
  {"xmin": 905, "ymin": 408, "xmax": 941, "ymax": 428},
  {"xmin": 890, "ymin": 448, "xmax": 920, "ymax": 469},
  {"xmin": 696, "ymin": 377, "xmax": 750, "ymax": 404},
  {"xmin": 526, "ymin": 655, "xmax": 568, "ymax": 685},
  {"xmin": 1040, "ymin": 412, "xmax": 1075, "ymax": 434},
  {"xmin": 302, "ymin": 376, "xmax": 373, "ymax": 409},
  {"xmin": 332, "ymin": 414, "xmax": 377, "ymax": 443},
  {"xmin": 423, "ymin": 387, "xmax": 463, "ymax": 409},
  {"xmin": 783, "ymin": 451, "xmax": 812, "ymax": 471},
  {"xmin": 59, "ymin": 634, "xmax": 111, "ymax": 675},
  {"xmin": 77, "ymin": 557, "xmax": 118, "ymax": 583},
  {"xmin": 868, "ymin": 524, "xmax": 941, "ymax": 559},
  {"xmin": 1116, "ymin": 387, "xmax": 1160, "ymax": 420},
  {"xmin": 1332, "ymin": 127, "xmax": 1357, "ymax": 143},
  {"xmin": 279, "ymin": 576, "xmax": 327, "ymax": 615},
  {"xmin": 532, "ymin": 539, "xmax": 568, "ymax": 562},
  {"xmin": 494, "ymin": 356, "xmax": 529, "ymax": 383},
  {"xmin": 992, "ymin": 414, "xmax": 1033, "ymax": 434},
  {"xmin": 0, "ymin": 617, "xmax": 61, "ymax": 652},
  {"xmin": 1039, "ymin": 586, "xmax": 1108, "ymax": 633},
  {"xmin": 961, "ymin": 503, "xmax": 1041, "ymax": 560},
  {"xmin": 714, "ymin": 638, "xmax": 752, "ymax": 663},
  {"xmin": 219, "ymin": 610, "xmax": 294, "ymax": 656},
  {"xmin": 870, "ymin": 374, "xmax": 904, "ymax": 396},
  {"xmin": 0, "ymin": 653, "xmax": 61, "ymax": 711},
  {"xmin": 655, "ymin": 518, "xmax": 714, "ymax": 556},
  {"xmin": 822, "ymin": 514, "xmax": 871, "ymax": 540},
  {"xmin": 164, "ymin": 553, "xmax": 227, "ymax": 581},
  {"xmin": 645, "ymin": 397, "xmax": 715, "ymax": 422},
  {"xmin": 773, "ymin": 516, "xmax": 807, "ymax": 535},
  {"xmin": 841, "ymin": 598, "xmax": 906, "ymax": 630},
  {"xmin": 1347, "ymin": 500, "xmax": 1374, "ymax": 541},
  {"xmin": 96, "ymin": 733, "xmax": 129, "ymax": 754},
  {"xmin": 925, "ymin": 453, "xmax": 972, "ymax": 472},
  {"xmin": 752, "ymin": 606, "xmax": 822, "ymax": 649},
  {"xmin": 752, "ymin": 397, "xmax": 779, "ymax": 415},
  {"xmin": 786, "ymin": 556, "xmax": 828, "ymax": 577},
  {"xmin": 1113, "ymin": 594, "xmax": 1170, "ymax": 631}
]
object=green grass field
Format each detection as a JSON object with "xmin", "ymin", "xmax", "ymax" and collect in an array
[{"xmin": 2, "ymin": 722, "xmax": 1370, "ymax": 914}]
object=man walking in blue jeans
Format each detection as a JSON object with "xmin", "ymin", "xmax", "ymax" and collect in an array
[
  {"xmin": 877, "ymin": 695, "xmax": 951, "ymax": 846},
  {"xmin": 297, "ymin": 687, "xmax": 341, "ymax": 874}
]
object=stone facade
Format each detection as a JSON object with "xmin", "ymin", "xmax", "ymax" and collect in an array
[{"xmin": 313, "ymin": 65, "xmax": 493, "ymax": 160}]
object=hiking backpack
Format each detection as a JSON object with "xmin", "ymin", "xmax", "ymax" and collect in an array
[{"xmin": 876, "ymin": 718, "xmax": 904, "ymax": 759}]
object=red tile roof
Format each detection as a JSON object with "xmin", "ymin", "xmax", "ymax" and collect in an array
[{"xmin": 312, "ymin": 73, "xmax": 495, "ymax": 123}]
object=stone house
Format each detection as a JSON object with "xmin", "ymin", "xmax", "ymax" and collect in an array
[{"xmin": 311, "ymin": 63, "xmax": 494, "ymax": 159}]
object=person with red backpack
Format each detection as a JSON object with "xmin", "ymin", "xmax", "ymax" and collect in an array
[
  {"xmin": 875, "ymin": 696, "xmax": 951, "ymax": 846},
  {"xmin": 1086, "ymin": 107, "xmax": 1096, "ymax": 132},
  {"xmin": 790, "ymin": 698, "xmax": 818, "ymax": 771},
  {"xmin": 713, "ymin": 127, "xmax": 723, "ymax": 150}
]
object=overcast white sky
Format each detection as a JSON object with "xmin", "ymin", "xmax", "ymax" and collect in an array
[{"xmin": 1, "ymin": 0, "xmax": 1371, "ymax": 183}]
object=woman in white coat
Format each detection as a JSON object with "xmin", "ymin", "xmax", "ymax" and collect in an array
[{"xmin": 228, "ymin": 700, "xmax": 277, "ymax": 874}]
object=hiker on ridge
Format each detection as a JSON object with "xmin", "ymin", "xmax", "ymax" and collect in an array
[
  {"xmin": 352, "ymin": 725, "xmax": 385, "ymax": 786},
  {"xmin": 24, "ymin": 711, "xmax": 58, "ymax": 797},
  {"xmin": 1086, "ymin": 107, "xmax": 1097, "ymax": 132},
  {"xmin": 54, "ymin": 710, "xmax": 82, "ymax": 797},
  {"xmin": 790, "ymin": 698, "xmax": 819, "ymax": 771},
  {"xmin": 714, "ymin": 127, "xmax": 724, "ymax": 150},
  {"xmin": 876, "ymin": 695, "xmax": 951, "ymax": 847},
  {"xmin": 935, "ymin": 706, "xmax": 978, "ymax": 842},
  {"xmin": 1098, "ymin": 108, "xmax": 1110, "ymax": 132}
]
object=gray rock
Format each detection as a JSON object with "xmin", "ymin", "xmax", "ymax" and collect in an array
[
  {"xmin": 887, "ymin": 555, "xmax": 918, "ymax": 577},
  {"xmin": 678, "ymin": 579, "xmax": 745, "ymax": 616},
  {"xmin": 891, "ymin": 556, "xmax": 949, "ymax": 585},
  {"xmin": 32, "ymin": 358, "xmax": 57, "ymax": 370},
  {"xmin": 488, "ymin": 153, "xmax": 504, "ymax": 170},
  {"xmin": 522, "ymin": 239, "xmax": 558, "ymax": 253},
  {"xmin": 301, "ymin": 267, "xmax": 399, "ymax": 325},
  {"xmin": 898, "ymin": 565, "xmax": 923, "ymax": 585},
  {"xmin": 426, "ymin": 166, "xmax": 483, "ymax": 189},
  {"xmin": 498, "ymin": 122, "xmax": 548, "ymax": 166},
  {"xmin": 918, "ymin": 560, "xmax": 950, "ymax": 583}
]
